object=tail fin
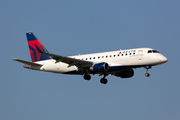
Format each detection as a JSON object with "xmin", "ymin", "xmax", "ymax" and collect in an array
[{"xmin": 26, "ymin": 32, "xmax": 52, "ymax": 62}]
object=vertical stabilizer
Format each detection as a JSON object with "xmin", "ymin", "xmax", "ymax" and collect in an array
[{"xmin": 26, "ymin": 32, "xmax": 52, "ymax": 62}]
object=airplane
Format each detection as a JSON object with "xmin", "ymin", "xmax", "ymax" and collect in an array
[{"xmin": 12, "ymin": 32, "xmax": 168, "ymax": 84}]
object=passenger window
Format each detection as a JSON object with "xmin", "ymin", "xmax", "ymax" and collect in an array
[
  {"xmin": 133, "ymin": 53, "xmax": 135, "ymax": 55},
  {"xmin": 86, "ymin": 58, "xmax": 87, "ymax": 60},
  {"xmin": 110, "ymin": 55, "xmax": 112, "ymax": 57},
  {"xmin": 118, "ymin": 54, "xmax": 119, "ymax": 56},
  {"xmin": 94, "ymin": 57, "xmax": 95, "ymax": 59},
  {"xmin": 106, "ymin": 56, "xmax": 108, "ymax": 58},
  {"xmin": 98, "ymin": 56, "xmax": 100, "ymax": 59},
  {"xmin": 129, "ymin": 53, "xmax": 131, "ymax": 55},
  {"xmin": 122, "ymin": 54, "xmax": 123, "ymax": 56},
  {"xmin": 102, "ymin": 56, "xmax": 104, "ymax": 58},
  {"xmin": 90, "ymin": 57, "xmax": 91, "ymax": 60}
]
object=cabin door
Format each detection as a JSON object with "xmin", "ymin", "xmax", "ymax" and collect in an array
[{"xmin": 138, "ymin": 50, "xmax": 143, "ymax": 60}]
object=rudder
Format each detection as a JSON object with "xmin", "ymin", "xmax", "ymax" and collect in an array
[{"xmin": 26, "ymin": 32, "xmax": 52, "ymax": 62}]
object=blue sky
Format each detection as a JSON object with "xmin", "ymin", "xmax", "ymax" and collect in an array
[{"xmin": 1, "ymin": 0, "xmax": 180, "ymax": 120}]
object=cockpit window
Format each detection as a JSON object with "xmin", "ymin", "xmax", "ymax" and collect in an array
[
  {"xmin": 148, "ymin": 50, "xmax": 153, "ymax": 53},
  {"xmin": 152, "ymin": 50, "xmax": 159, "ymax": 53},
  {"xmin": 147, "ymin": 50, "xmax": 159, "ymax": 53}
]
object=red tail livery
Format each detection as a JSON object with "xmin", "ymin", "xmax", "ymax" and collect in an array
[{"xmin": 26, "ymin": 32, "xmax": 52, "ymax": 62}]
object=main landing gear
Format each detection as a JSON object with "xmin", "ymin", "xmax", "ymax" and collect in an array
[
  {"xmin": 144, "ymin": 66, "xmax": 151, "ymax": 77},
  {"xmin": 100, "ymin": 74, "xmax": 108, "ymax": 84},
  {"xmin": 83, "ymin": 74, "xmax": 108, "ymax": 84},
  {"xmin": 84, "ymin": 74, "xmax": 91, "ymax": 80}
]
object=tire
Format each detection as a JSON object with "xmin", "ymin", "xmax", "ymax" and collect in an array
[
  {"xmin": 145, "ymin": 73, "xmax": 150, "ymax": 77},
  {"xmin": 84, "ymin": 74, "xmax": 91, "ymax": 80},
  {"xmin": 100, "ymin": 78, "xmax": 108, "ymax": 84}
]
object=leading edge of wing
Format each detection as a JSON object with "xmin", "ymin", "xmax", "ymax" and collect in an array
[{"xmin": 34, "ymin": 45, "xmax": 93, "ymax": 68}]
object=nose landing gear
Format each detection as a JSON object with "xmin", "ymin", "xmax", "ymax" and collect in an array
[
  {"xmin": 145, "ymin": 72, "xmax": 150, "ymax": 77},
  {"xmin": 144, "ymin": 66, "xmax": 151, "ymax": 77}
]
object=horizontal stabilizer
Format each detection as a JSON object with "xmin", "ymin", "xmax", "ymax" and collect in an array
[{"xmin": 12, "ymin": 58, "xmax": 42, "ymax": 66}]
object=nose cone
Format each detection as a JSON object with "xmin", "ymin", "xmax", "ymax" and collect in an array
[{"xmin": 159, "ymin": 55, "xmax": 168, "ymax": 64}]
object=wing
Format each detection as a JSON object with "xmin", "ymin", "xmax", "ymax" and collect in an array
[
  {"xmin": 41, "ymin": 52, "xmax": 93, "ymax": 68},
  {"xmin": 35, "ymin": 45, "xmax": 93, "ymax": 68},
  {"xmin": 12, "ymin": 58, "xmax": 42, "ymax": 66}
]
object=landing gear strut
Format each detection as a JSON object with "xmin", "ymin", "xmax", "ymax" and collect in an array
[
  {"xmin": 84, "ymin": 74, "xmax": 91, "ymax": 80},
  {"xmin": 144, "ymin": 66, "xmax": 151, "ymax": 77},
  {"xmin": 100, "ymin": 74, "xmax": 108, "ymax": 84}
]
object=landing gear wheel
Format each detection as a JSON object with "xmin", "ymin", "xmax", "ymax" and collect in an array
[
  {"xmin": 84, "ymin": 74, "xmax": 91, "ymax": 80},
  {"xmin": 145, "ymin": 73, "xmax": 150, "ymax": 77},
  {"xmin": 100, "ymin": 78, "xmax": 108, "ymax": 84}
]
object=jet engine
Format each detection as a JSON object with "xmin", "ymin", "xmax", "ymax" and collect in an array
[
  {"xmin": 115, "ymin": 69, "xmax": 134, "ymax": 78},
  {"xmin": 90, "ymin": 62, "xmax": 109, "ymax": 72}
]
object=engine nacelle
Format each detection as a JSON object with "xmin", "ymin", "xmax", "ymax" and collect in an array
[
  {"xmin": 90, "ymin": 62, "xmax": 109, "ymax": 72},
  {"xmin": 115, "ymin": 69, "xmax": 134, "ymax": 78}
]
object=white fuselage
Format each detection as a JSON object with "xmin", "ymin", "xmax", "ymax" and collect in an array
[{"xmin": 31, "ymin": 48, "xmax": 167, "ymax": 75}]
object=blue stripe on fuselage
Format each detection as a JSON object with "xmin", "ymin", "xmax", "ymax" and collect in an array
[{"xmin": 63, "ymin": 65, "xmax": 140, "ymax": 75}]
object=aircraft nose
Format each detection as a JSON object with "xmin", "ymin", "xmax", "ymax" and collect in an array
[{"xmin": 159, "ymin": 55, "xmax": 168, "ymax": 63}]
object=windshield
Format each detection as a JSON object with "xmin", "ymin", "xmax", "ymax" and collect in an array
[{"xmin": 147, "ymin": 50, "xmax": 159, "ymax": 53}]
